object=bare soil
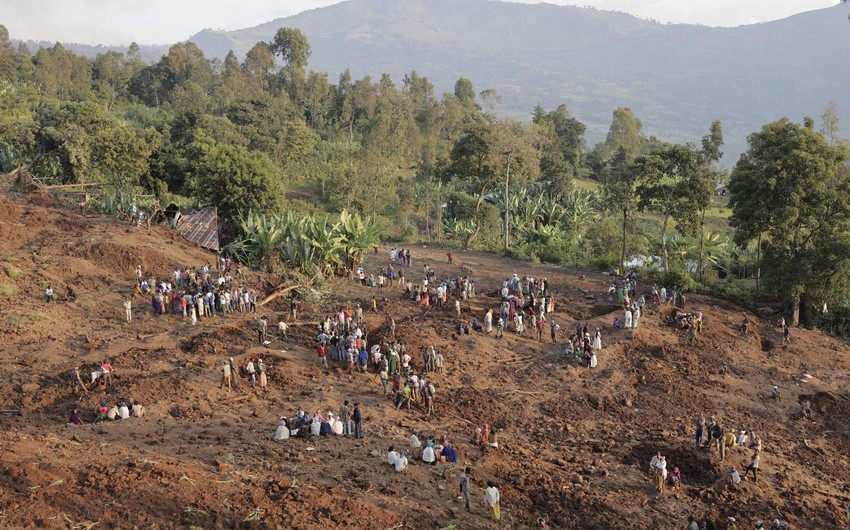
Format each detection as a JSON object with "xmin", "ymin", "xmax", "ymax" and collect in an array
[{"xmin": 1, "ymin": 193, "xmax": 850, "ymax": 529}]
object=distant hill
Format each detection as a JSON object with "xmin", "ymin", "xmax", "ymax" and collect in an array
[{"xmin": 189, "ymin": 0, "xmax": 850, "ymax": 163}]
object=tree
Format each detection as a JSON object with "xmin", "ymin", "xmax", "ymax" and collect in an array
[
  {"xmin": 187, "ymin": 134, "xmax": 284, "ymax": 226},
  {"xmin": 601, "ymin": 148, "xmax": 640, "ymax": 273},
  {"xmin": 729, "ymin": 118, "xmax": 850, "ymax": 325},
  {"xmin": 448, "ymin": 124, "xmax": 498, "ymax": 249},
  {"xmin": 635, "ymin": 143, "xmax": 699, "ymax": 272},
  {"xmin": 243, "ymin": 42, "xmax": 275, "ymax": 94},
  {"xmin": 270, "ymin": 27, "xmax": 311, "ymax": 101},
  {"xmin": 488, "ymin": 120, "xmax": 540, "ymax": 250},
  {"xmin": 601, "ymin": 107, "xmax": 644, "ymax": 162},
  {"xmin": 533, "ymin": 104, "xmax": 586, "ymax": 197}
]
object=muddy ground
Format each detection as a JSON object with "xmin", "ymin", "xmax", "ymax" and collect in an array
[{"xmin": 1, "ymin": 193, "xmax": 849, "ymax": 529}]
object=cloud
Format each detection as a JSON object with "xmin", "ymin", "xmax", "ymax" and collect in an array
[{"xmin": 2, "ymin": 0, "xmax": 842, "ymax": 45}]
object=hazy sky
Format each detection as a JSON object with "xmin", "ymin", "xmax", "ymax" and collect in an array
[{"xmin": 3, "ymin": 0, "xmax": 843, "ymax": 45}]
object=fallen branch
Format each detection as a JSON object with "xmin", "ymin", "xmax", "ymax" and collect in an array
[{"xmin": 258, "ymin": 285, "xmax": 306, "ymax": 308}]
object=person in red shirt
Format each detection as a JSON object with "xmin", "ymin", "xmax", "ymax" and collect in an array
[
  {"xmin": 101, "ymin": 360, "xmax": 113, "ymax": 386},
  {"xmin": 317, "ymin": 344, "xmax": 328, "ymax": 371},
  {"xmin": 447, "ymin": 251, "xmax": 453, "ymax": 264}
]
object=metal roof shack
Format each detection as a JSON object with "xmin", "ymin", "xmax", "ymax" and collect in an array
[{"xmin": 173, "ymin": 206, "xmax": 220, "ymax": 251}]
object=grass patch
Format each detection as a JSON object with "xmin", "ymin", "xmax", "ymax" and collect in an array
[
  {"xmin": 78, "ymin": 294, "xmax": 96, "ymax": 312},
  {"xmin": 5, "ymin": 266, "xmax": 24, "ymax": 279},
  {"xmin": 8, "ymin": 313, "xmax": 44, "ymax": 328},
  {"xmin": 0, "ymin": 284, "xmax": 19, "ymax": 297}
]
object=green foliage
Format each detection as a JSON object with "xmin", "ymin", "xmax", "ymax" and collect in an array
[
  {"xmin": 0, "ymin": 283, "xmax": 19, "ymax": 297},
  {"xmin": 186, "ymin": 134, "xmax": 284, "ymax": 227},
  {"xmin": 711, "ymin": 278, "xmax": 755, "ymax": 309},
  {"xmin": 5, "ymin": 266, "xmax": 24, "ymax": 279},
  {"xmin": 226, "ymin": 209, "xmax": 380, "ymax": 277},
  {"xmin": 729, "ymin": 118, "xmax": 850, "ymax": 317}
]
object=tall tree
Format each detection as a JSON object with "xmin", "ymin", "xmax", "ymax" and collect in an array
[
  {"xmin": 635, "ymin": 143, "xmax": 699, "ymax": 272},
  {"xmin": 448, "ymin": 124, "xmax": 498, "ymax": 249},
  {"xmin": 602, "ymin": 148, "xmax": 640, "ymax": 273},
  {"xmin": 488, "ymin": 120, "xmax": 540, "ymax": 250},
  {"xmin": 270, "ymin": 27, "xmax": 311, "ymax": 102},
  {"xmin": 601, "ymin": 107, "xmax": 644, "ymax": 162},
  {"xmin": 729, "ymin": 118, "xmax": 850, "ymax": 324}
]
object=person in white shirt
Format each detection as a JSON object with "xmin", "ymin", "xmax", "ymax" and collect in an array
[
  {"xmin": 422, "ymin": 445, "xmax": 435, "ymax": 464},
  {"xmin": 245, "ymin": 360, "xmax": 256, "ymax": 387},
  {"xmin": 118, "ymin": 402, "xmax": 130, "ymax": 419},
  {"xmin": 107, "ymin": 405, "xmax": 119, "ymax": 420},
  {"xmin": 387, "ymin": 446, "xmax": 398, "ymax": 466},
  {"xmin": 589, "ymin": 352, "xmax": 598, "ymax": 369},
  {"xmin": 394, "ymin": 451, "xmax": 408, "ymax": 472},
  {"xmin": 484, "ymin": 481, "xmax": 501, "ymax": 522}
]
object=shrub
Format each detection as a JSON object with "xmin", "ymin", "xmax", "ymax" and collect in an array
[
  {"xmin": 0, "ymin": 284, "xmax": 19, "ymax": 297},
  {"xmin": 5, "ymin": 266, "xmax": 23, "ymax": 280},
  {"xmin": 711, "ymin": 278, "xmax": 755, "ymax": 309}
]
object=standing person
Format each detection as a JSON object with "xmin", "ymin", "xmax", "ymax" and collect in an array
[
  {"xmin": 258, "ymin": 358, "xmax": 268, "ymax": 390},
  {"xmin": 228, "ymin": 357, "xmax": 240, "ymax": 389},
  {"xmin": 123, "ymin": 297, "xmax": 132, "ymax": 323},
  {"xmin": 743, "ymin": 451, "xmax": 760, "ymax": 483},
  {"xmin": 455, "ymin": 299, "xmax": 461, "ymax": 317},
  {"xmin": 687, "ymin": 515, "xmax": 699, "ymax": 530},
  {"xmin": 447, "ymin": 251, "xmax": 453, "ymax": 264},
  {"xmin": 783, "ymin": 323, "xmax": 791, "ymax": 345},
  {"xmin": 484, "ymin": 481, "xmax": 501, "ymax": 522},
  {"xmin": 550, "ymin": 320, "xmax": 559, "ymax": 344},
  {"xmin": 245, "ymin": 358, "xmax": 257, "ymax": 387},
  {"xmin": 339, "ymin": 400, "xmax": 352, "ymax": 436},
  {"xmin": 101, "ymin": 360, "xmax": 113, "ymax": 387},
  {"xmin": 353, "ymin": 402, "xmax": 364, "ymax": 438},
  {"xmin": 257, "ymin": 316, "xmax": 268, "ymax": 344},
  {"xmin": 496, "ymin": 317, "xmax": 504, "ymax": 339},
  {"xmin": 221, "ymin": 361, "xmax": 232, "ymax": 392},
  {"xmin": 592, "ymin": 328, "xmax": 602, "ymax": 350},
  {"xmin": 536, "ymin": 317, "xmax": 545, "ymax": 342},
  {"xmin": 278, "ymin": 319, "xmax": 289, "ymax": 340},
  {"xmin": 317, "ymin": 343, "xmax": 328, "ymax": 371},
  {"xmin": 695, "ymin": 414, "xmax": 706, "ymax": 448},
  {"xmin": 71, "ymin": 366, "xmax": 88, "ymax": 395},
  {"xmin": 459, "ymin": 467, "xmax": 472, "ymax": 512}
]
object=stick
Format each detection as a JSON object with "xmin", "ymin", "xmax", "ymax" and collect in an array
[
  {"xmin": 258, "ymin": 285, "xmax": 306, "ymax": 308},
  {"xmin": 499, "ymin": 390, "xmax": 541, "ymax": 396}
]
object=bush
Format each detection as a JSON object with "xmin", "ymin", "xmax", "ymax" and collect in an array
[
  {"xmin": 5, "ymin": 266, "xmax": 23, "ymax": 280},
  {"xmin": 656, "ymin": 269, "xmax": 697, "ymax": 291},
  {"xmin": 711, "ymin": 278, "xmax": 755, "ymax": 309},
  {"xmin": 0, "ymin": 284, "xmax": 19, "ymax": 297}
]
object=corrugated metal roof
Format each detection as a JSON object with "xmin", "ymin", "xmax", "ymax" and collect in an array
[{"xmin": 176, "ymin": 207, "xmax": 219, "ymax": 251}]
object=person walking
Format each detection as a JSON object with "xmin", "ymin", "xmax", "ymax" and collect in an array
[
  {"xmin": 743, "ymin": 451, "xmax": 760, "ymax": 484},
  {"xmin": 460, "ymin": 467, "xmax": 472, "ymax": 512},
  {"xmin": 228, "ymin": 357, "xmax": 240, "ymax": 389},
  {"xmin": 353, "ymin": 402, "xmax": 364, "ymax": 439},
  {"xmin": 484, "ymin": 480, "xmax": 501, "ymax": 522}
]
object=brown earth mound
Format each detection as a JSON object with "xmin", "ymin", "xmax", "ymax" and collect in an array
[{"xmin": 1, "ymin": 194, "xmax": 850, "ymax": 529}]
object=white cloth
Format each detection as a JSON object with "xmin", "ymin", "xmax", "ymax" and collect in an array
[
  {"xmin": 107, "ymin": 406, "xmax": 119, "ymax": 420},
  {"xmin": 410, "ymin": 434, "xmax": 421, "ymax": 448},
  {"xmin": 118, "ymin": 405, "xmax": 130, "ymax": 419},
  {"xmin": 422, "ymin": 446, "xmax": 435, "ymax": 463},
  {"xmin": 624, "ymin": 310, "xmax": 633, "ymax": 328},
  {"xmin": 394, "ymin": 455, "xmax": 408, "ymax": 472},
  {"xmin": 589, "ymin": 354, "xmax": 598, "ymax": 368},
  {"xmin": 388, "ymin": 450, "xmax": 398, "ymax": 466},
  {"xmin": 274, "ymin": 425, "xmax": 290, "ymax": 441},
  {"xmin": 484, "ymin": 486, "xmax": 500, "ymax": 507},
  {"xmin": 310, "ymin": 420, "xmax": 321, "ymax": 437},
  {"xmin": 592, "ymin": 334, "xmax": 602, "ymax": 350}
]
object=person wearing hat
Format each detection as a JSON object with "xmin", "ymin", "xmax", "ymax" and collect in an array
[
  {"xmin": 726, "ymin": 516, "xmax": 738, "ymax": 530},
  {"xmin": 353, "ymin": 402, "xmax": 364, "ymax": 439},
  {"xmin": 754, "ymin": 521, "xmax": 765, "ymax": 529},
  {"xmin": 95, "ymin": 401, "xmax": 109, "ymax": 422}
]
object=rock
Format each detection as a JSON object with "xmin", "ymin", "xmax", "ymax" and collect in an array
[
  {"xmin": 370, "ymin": 450, "xmax": 381, "ymax": 457},
  {"xmin": 263, "ymin": 459, "xmax": 271, "ymax": 470},
  {"xmin": 196, "ymin": 401, "xmax": 213, "ymax": 416},
  {"xmin": 20, "ymin": 383, "xmax": 40, "ymax": 393},
  {"xmin": 217, "ymin": 461, "xmax": 234, "ymax": 473}
]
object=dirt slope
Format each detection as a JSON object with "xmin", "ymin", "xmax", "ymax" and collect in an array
[{"xmin": 1, "ymin": 194, "xmax": 849, "ymax": 530}]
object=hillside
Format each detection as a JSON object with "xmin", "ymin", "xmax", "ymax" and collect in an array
[
  {"xmin": 1, "ymin": 192, "xmax": 850, "ymax": 528},
  {"xmin": 189, "ymin": 0, "xmax": 850, "ymax": 162}
]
